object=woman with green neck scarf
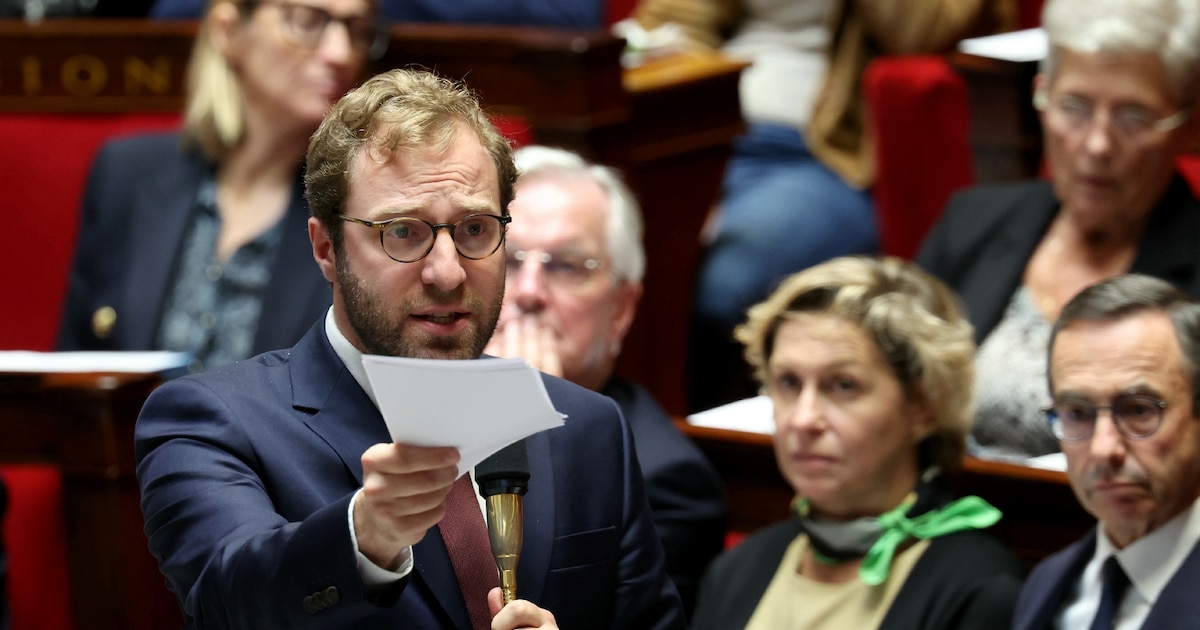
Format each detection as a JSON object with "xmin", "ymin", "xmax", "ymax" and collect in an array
[{"xmin": 692, "ymin": 256, "xmax": 1024, "ymax": 629}]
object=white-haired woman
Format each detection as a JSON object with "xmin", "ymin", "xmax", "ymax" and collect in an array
[{"xmin": 918, "ymin": 0, "xmax": 1200, "ymax": 460}]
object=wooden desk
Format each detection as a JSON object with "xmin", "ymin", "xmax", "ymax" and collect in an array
[
  {"xmin": 0, "ymin": 19, "xmax": 743, "ymax": 416},
  {"xmin": 0, "ymin": 372, "xmax": 180, "ymax": 630},
  {"xmin": 679, "ymin": 421, "xmax": 1095, "ymax": 569}
]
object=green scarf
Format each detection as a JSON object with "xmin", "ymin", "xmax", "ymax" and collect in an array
[
  {"xmin": 859, "ymin": 495, "xmax": 1002, "ymax": 585},
  {"xmin": 795, "ymin": 492, "xmax": 1002, "ymax": 586}
]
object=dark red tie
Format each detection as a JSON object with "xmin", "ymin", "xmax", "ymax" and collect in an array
[{"xmin": 442, "ymin": 474, "xmax": 499, "ymax": 630}]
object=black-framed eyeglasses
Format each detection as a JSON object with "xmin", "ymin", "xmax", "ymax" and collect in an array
[
  {"xmin": 1041, "ymin": 394, "xmax": 1168, "ymax": 441},
  {"xmin": 336, "ymin": 213, "xmax": 511, "ymax": 263},
  {"xmin": 250, "ymin": 1, "xmax": 388, "ymax": 60}
]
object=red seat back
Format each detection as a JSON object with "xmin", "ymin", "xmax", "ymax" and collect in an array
[
  {"xmin": 0, "ymin": 112, "xmax": 178, "ymax": 630},
  {"xmin": 1, "ymin": 464, "xmax": 72, "ymax": 630},
  {"xmin": 865, "ymin": 56, "xmax": 975, "ymax": 259},
  {"xmin": 0, "ymin": 112, "xmax": 181, "ymax": 351}
]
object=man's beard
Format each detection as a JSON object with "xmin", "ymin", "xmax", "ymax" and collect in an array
[{"xmin": 336, "ymin": 255, "xmax": 502, "ymax": 360}]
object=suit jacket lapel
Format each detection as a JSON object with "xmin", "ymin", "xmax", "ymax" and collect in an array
[
  {"xmin": 121, "ymin": 151, "xmax": 206, "ymax": 348},
  {"xmin": 1018, "ymin": 533, "xmax": 1096, "ymax": 630},
  {"xmin": 290, "ymin": 321, "xmax": 389, "ymax": 484},
  {"xmin": 1141, "ymin": 535, "xmax": 1200, "ymax": 628},
  {"xmin": 413, "ymin": 525, "xmax": 473, "ymax": 629},
  {"xmin": 518, "ymin": 428, "xmax": 556, "ymax": 605},
  {"xmin": 964, "ymin": 184, "xmax": 1058, "ymax": 343},
  {"xmin": 1130, "ymin": 175, "xmax": 1200, "ymax": 289}
]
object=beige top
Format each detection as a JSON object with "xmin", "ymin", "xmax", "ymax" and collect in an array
[{"xmin": 745, "ymin": 534, "xmax": 931, "ymax": 630}]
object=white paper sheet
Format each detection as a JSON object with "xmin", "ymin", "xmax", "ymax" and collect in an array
[
  {"xmin": 362, "ymin": 355, "xmax": 566, "ymax": 475},
  {"xmin": 0, "ymin": 350, "xmax": 191, "ymax": 374},
  {"xmin": 686, "ymin": 395, "xmax": 775, "ymax": 435},
  {"xmin": 958, "ymin": 27, "xmax": 1048, "ymax": 63},
  {"xmin": 689, "ymin": 394, "xmax": 1070, "ymax": 472}
]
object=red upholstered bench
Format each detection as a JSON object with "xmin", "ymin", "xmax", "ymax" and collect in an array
[
  {"xmin": 0, "ymin": 111, "xmax": 180, "ymax": 630},
  {"xmin": 0, "ymin": 112, "xmax": 181, "ymax": 352},
  {"xmin": 1, "ymin": 464, "xmax": 72, "ymax": 630}
]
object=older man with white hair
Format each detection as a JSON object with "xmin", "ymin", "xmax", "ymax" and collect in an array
[{"xmin": 486, "ymin": 145, "xmax": 727, "ymax": 616}]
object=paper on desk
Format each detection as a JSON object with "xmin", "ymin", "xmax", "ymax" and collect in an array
[
  {"xmin": 687, "ymin": 395, "xmax": 775, "ymax": 435},
  {"xmin": 958, "ymin": 27, "xmax": 1048, "ymax": 63},
  {"xmin": 362, "ymin": 355, "xmax": 565, "ymax": 476},
  {"xmin": 0, "ymin": 350, "xmax": 191, "ymax": 375}
]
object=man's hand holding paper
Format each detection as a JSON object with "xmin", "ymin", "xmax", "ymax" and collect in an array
[{"xmin": 354, "ymin": 442, "xmax": 461, "ymax": 569}]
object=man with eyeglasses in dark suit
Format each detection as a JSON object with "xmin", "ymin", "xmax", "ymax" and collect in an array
[
  {"xmin": 1013, "ymin": 274, "xmax": 1200, "ymax": 630},
  {"xmin": 134, "ymin": 68, "xmax": 685, "ymax": 630}
]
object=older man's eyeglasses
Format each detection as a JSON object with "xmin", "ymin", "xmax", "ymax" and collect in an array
[
  {"xmin": 1034, "ymin": 89, "xmax": 1191, "ymax": 143},
  {"xmin": 336, "ymin": 213, "xmax": 511, "ymax": 263},
  {"xmin": 251, "ymin": 1, "xmax": 388, "ymax": 60},
  {"xmin": 505, "ymin": 249, "xmax": 607, "ymax": 288},
  {"xmin": 1041, "ymin": 394, "xmax": 1168, "ymax": 441}
]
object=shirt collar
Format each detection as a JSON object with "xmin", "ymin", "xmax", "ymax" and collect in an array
[{"xmin": 1096, "ymin": 495, "xmax": 1200, "ymax": 605}]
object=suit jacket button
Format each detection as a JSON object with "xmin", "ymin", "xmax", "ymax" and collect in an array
[
  {"xmin": 92, "ymin": 306, "xmax": 116, "ymax": 339},
  {"xmin": 303, "ymin": 586, "xmax": 340, "ymax": 613}
]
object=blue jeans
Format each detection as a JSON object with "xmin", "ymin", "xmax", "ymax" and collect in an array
[{"xmin": 693, "ymin": 123, "xmax": 878, "ymax": 330}]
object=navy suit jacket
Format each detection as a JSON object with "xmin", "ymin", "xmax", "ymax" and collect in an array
[
  {"xmin": 1012, "ymin": 529, "xmax": 1200, "ymax": 630},
  {"xmin": 135, "ymin": 321, "xmax": 685, "ymax": 629},
  {"xmin": 601, "ymin": 377, "xmax": 727, "ymax": 616},
  {"xmin": 57, "ymin": 132, "xmax": 330, "ymax": 355},
  {"xmin": 916, "ymin": 177, "xmax": 1200, "ymax": 344}
]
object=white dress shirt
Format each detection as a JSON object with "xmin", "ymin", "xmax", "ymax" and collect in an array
[{"xmin": 1057, "ymin": 495, "xmax": 1200, "ymax": 630}]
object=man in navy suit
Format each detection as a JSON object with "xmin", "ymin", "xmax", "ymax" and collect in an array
[
  {"xmin": 1012, "ymin": 274, "xmax": 1200, "ymax": 629},
  {"xmin": 134, "ymin": 68, "xmax": 685, "ymax": 629},
  {"xmin": 483, "ymin": 145, "xmax": 726, "ymax": 616}
]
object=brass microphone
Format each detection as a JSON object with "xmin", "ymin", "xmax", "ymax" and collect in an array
[{"xmin": 476, "ymin": 440, "xmax": 530, "ymax": 605}]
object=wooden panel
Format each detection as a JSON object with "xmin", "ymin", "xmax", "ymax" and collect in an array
[
  {"xmin": 0, "ymin": 20, "xmax": 191, "ymax": 112},
  {"xmin": 0, "ymin": 373, "xmax": 181, "ymax": 630}
]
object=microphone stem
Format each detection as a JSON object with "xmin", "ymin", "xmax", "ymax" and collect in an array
[{"xmin": 485, "ymin": 493, "xmax": 524, "ymax": 605}]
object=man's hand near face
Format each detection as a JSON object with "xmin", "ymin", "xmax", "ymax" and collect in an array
[{"xmin": 486, "ymin": 314, "xmax": 564, "ymax": 378}]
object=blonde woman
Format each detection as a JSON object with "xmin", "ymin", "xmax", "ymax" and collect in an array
[
  {"xmin": 693, "ymin": 256, "xmax": 1023, "ymax": 629},
  {"xmin": 59, "ymin": 0, "xmax": 381, "ymax": 372}
]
